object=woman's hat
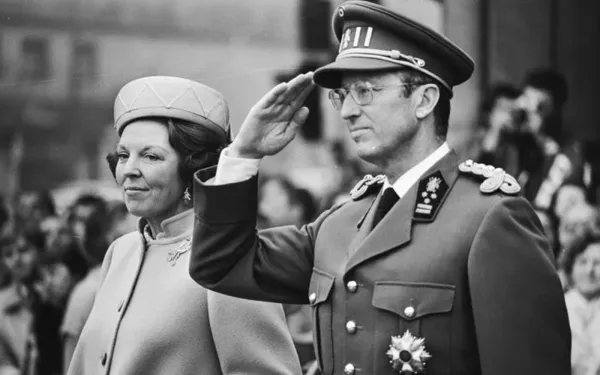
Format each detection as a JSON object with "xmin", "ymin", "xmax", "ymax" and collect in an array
[{"xmin": 114, "ymin": 76, "xmax": 230, "ymax": 140}]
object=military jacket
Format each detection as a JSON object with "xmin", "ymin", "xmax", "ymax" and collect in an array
[{"xmin": 190, "ymin": 151, "xmax": 571, "ymax": 375}]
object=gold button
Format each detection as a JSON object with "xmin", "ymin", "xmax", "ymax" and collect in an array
[
  {"xmin": 404, "ymin": 306, "xmax": 415, "ymax": 318},
  {"xmin": 344, "ymin": 363, "xmax": 355, "ymax": 375},
  {"xmin": 346, "ymin": 320, "xmax": 357, "ymax": 334},
  {"xmin": 309, "ymin": 292, "xmax": 317, "ymax": 304},
  {"xmin": 346, "ymin": 280, "xmax": 358, "ymax": 293},
  {"xmin": 100, "ymin": 353, "xmax": 107, "ymax": 366}
]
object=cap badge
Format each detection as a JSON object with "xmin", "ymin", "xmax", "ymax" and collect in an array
[
  {"xmin": 458, "ymin": 160, "xmax": 520, "ymax": 195},
  {"xmin": 387, "ymin": 330, "xmax": 432, "ymax": 374},
  {"xmin": 413, "ymin": 171, "xmax": 449, "ymax": 222},
  {"xmin": 389, "ymin": 50, "xmax": 426, "ymax": 67},
  {"xmin": 350, "ymin": 174, "xmax": 386, "ymax": 200}
]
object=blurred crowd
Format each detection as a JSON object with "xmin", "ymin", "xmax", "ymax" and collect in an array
[
  {"xmin": 0, "ymin": 191, "xmax": 137, "ymax": 375},
  {"xmin": 0, "ymin": 68, "xmax": 599, "ymax": 375}
]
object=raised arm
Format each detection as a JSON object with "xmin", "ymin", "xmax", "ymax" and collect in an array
[{"xmin": 189, "ymin": 73, "xmax": 324, "ymax": 304}]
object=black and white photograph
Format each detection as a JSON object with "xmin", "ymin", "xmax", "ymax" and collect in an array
[{"xmin": 0, "ymin": 1, "xmax": 599, "ymax": 374}]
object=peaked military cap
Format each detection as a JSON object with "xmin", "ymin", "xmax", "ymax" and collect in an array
[
  {"xmin": 313, "ymin": 1, "xmax": 475, "ymax": 95},
  {"xmin": 114, "ymin": 76, "xmax": 230, "ymax": 141}
]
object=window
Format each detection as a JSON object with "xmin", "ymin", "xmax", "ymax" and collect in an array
[
  {"xmin": 73, "ymin": 40, "xmax": 97, "ymax": 84},
  {"xmin": 20, "ymin": 36, "xmax": 50, "ymax": 82}
]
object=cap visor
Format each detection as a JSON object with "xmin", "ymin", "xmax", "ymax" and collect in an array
[{"xmin": 313, "ymin": 57, "xmax": 404, "ymax": 88}]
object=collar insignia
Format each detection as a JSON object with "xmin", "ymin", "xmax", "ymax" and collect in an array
[
  {"xmin": 350, "ymin": 174, "xmax": 386, "ymax": 200},
  {"xmin": 413, "ymin": 170, "xmax": 449, "ymax": 222},
  {"xmin": 458, "ymin": 159, "xmax": 520, "ymax": 195}
]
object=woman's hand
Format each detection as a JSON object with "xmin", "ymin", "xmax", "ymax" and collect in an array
[{"xmin": 229, "ymin": 73, "xmax": 315, "ymax": 159}]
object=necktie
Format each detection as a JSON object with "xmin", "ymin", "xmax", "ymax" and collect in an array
[{"xmin": 372, "ymin": 188, "xmax": 399, "ymax": 229}]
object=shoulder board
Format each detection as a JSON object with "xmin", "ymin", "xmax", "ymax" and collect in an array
[
  {"xmin": 349, "ymin": 174, "xmax": 386, "ymax": 200},
  {"xmin": 458, "ymin": 159, "xmax": 521, "ymax": 195}
]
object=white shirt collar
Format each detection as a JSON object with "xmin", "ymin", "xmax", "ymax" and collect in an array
[{"xmin": 382, "ymin": 142, "xmax": 451, "ymax": 198}]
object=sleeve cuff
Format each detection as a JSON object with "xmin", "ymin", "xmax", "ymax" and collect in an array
[
  {"xmin": 194, "ymin": 167, "xmax": 259, "ymax": 224},
  {"xmin": 215, "ymin": 147, "xmax": 261, "ymax": 185}
]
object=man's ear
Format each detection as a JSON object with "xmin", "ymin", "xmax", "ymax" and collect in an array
[{"xmin": 414, "ymin": 84, "xmax": 440, "ymax": 120}]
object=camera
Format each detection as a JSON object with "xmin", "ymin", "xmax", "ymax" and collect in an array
[{"xmin": 511, "ymin": 108, "xmax": 528, "ymax": 130}]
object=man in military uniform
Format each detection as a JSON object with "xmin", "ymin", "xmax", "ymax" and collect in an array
[{"xmin": 189, "ymin": 2, "xmax": 571, "ymax": 375}]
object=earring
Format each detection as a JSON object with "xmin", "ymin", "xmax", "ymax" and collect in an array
[{"xmin": 183, "ymin": 188, "xmax": 191, "ymax": 203}]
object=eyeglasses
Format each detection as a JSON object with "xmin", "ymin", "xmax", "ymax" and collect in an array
[{"xmin": 328, "ymin": 81, "xmax": 414, "ymax": 111}]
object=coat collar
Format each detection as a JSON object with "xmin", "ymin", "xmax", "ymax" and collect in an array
[
  {"xmin": 345, "ymin": 150, "xmax": 460, "ymax": 273},
  {"xmin": 138, "ymin": 209, "xmax": 195, "ymax": 244}
]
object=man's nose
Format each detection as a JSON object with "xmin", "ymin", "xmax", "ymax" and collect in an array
[{"xmin": 340, "ymin": 94, "xmax": 361, "ymax": 120}]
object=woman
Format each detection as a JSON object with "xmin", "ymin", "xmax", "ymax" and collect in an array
[
  {"xmin": 561, "ymin": 231, "xmax": 600, "ymax": 375},
  {"xmin": 66, "ymin": 76, "xmax": 302, "ymax": 375}
]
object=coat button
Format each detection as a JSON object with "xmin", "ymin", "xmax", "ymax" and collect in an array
[
  {"xmin": 346, "ymin": 320, "xmax": 357, "ymax": 334},
  {"xmin": 404, "ymin": 306, "xmax": 415, "ymax": 318},
  {"xmin": 346, "ymin": 280, "xmax": 358, "ymax": 293},
  {"xmin": 100, "ymin": 353, "xmax": 107, "ymax": 366},
  {"xmin": 344, "ymin": 363, "xmax": 355, "ymax": 375},
  {"xmin": 117, "ymin": 300, "xmax": 124, "ymax": 312},
  {"xmin": 309, "ymin": 293, "xmax": 317, "ymax": 304}
]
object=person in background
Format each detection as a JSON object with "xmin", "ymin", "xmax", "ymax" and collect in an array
[
  {"xmin": 558, "ymin": 203, "xmax": 599, "ymax": 256},
  {"xmin": 66, "ymin": 195, "xmax": 108, "ymax": 226},
  {"xmin": 67, "ymin": 76, "xmax": 301, "ymax": 375},
  {"xmin": 561, "ymin": 231, "xmax": 600, "ymax": 375},
  {"xmin": 61, "ymin": 202, "xmax": 126, "ymax": 373},
  {"xmin": 471, "ymin": 82, "xmax": 521, "ymax": 166},
  {"xmin": 257, "ymin": 175, "xmax": 318, "ymax": 371},
  {"xmin": 0, "ymin": 226, "xmax": 58, "ymax": 375},
  {"xmin": 534, "ymin": 207, "xmax": 560, "ymax": 262},
  {"xmin": 480, "ymin": 69, "xmax": 588, "ymax": 210},
  {"xmin": 554, "ymin": 184, "xmax": 588, "ymax": 222},
  {"xmin": 105, "ymin": 201, "xmax": 138, "ymax": 243},
  {"xmin": 258, "ymin": 175, "xmax": 317, "ymax": 229},
  {"xmin": 32, "ymin": 241, "xmax": 88, "ymax": 375},
  {"xmin": 15, "ymin": 191, "xmax": 56, "ymax": 229},
  {"xmin": 0, "ymin": 196, "xmax": 12, "ymax": 289}
]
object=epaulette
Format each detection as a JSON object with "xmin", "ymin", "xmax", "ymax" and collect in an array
[
  {"xmin": 458, "ymin": 160, "xmax": 521, "ymax": 195},
  {"xmin": 349, "ymin": 174, "xmax": 386, "ymax": 200}
]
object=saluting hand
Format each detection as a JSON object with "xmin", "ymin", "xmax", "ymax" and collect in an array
[{"xmin": 229, "ymin": 72, "xmax": 315, "ymax": 159}]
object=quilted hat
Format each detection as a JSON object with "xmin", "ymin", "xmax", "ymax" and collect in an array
[
  {"xmin": 114, "ymin": 76, "xmax": 230, "ymax": 140},
  {"xmin": 313, "ymin": 1, "xmax": 475, "ymax": 96}
]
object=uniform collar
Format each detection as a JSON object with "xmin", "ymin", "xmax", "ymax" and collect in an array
[{"xmin": 382, "ymin": 142, "xmax": 451, "ymax": 198}]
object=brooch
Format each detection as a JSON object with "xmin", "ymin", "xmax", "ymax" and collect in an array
[
  {"xmin": 166, "ymin": 236, "xmax": 192, "ymax": 266},
  {"xmin": 386, "ymin": 330, "xmax": 432, "ymax": 374},
  {"xmin": 458, "ymin": 159, "xmax": 520, "ymax": 195}
]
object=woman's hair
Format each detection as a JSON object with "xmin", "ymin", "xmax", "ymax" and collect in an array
[
  {"xmin": 106, "ymin": 117, "xmax": 230, "ymax": 197},
  {"xmin": 560, "ymin": 229, "xmax": 600, "ymax": 277}
]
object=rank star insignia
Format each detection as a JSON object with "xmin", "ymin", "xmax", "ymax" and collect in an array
[
  {"xmin": 426, "ymin": 177, "xmax": 441, "ymax": 192},
  {"xmin": 387, "ymin": 330, "xmax": 432, "ymax": 374}
]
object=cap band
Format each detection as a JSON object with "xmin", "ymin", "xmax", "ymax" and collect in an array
[{"xmin": 336, "ymin": 48, "xmax": 451, "ymax": 91}]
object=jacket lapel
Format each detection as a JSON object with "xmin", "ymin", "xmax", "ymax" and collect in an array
[
  {"xmin": 347, "ymin": 194, "xmax": 379, "ymax": 257},
  {"xmin": 344, "ymin": 150, "xmax": 460, "ymax": 273}
]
